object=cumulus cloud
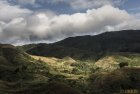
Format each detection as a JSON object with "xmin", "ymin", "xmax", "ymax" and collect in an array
[
  {"xmin": 25, "ymin": 5, "xmax": 139, "ymax": 41},
  {"xmin": 0, "ymin": 0, "xmax": 140, "ymax": 45},
  {"xmin": 0, "ymin": 0, "xmax": 32, "ymax": 22}
]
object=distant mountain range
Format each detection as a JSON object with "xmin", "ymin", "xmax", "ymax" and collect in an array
[{"xmin": 20, "ymin": 30, "xmax": 140, "ymax": 60}]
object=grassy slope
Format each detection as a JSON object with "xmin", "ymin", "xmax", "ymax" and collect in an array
[
  {"xmin": 95, "ymin": 53, "xmax": 140, "ymax": 71},
  {"xmin": 0, "ymin": 44, "xmax": 83, "ymax": 94},
  {"xmin": 1, "ymin": 44, "xmax": 140, "ymax": 94},
  {"xmin": 90, "ymin": 53, "xmax": 140, "ymax": 94},
  {"xmin": 31, "ymin": 55, "xmax": 94, "ymax": 93},
  {"xmin": 31, "ymin": 52, "xmax": 140, "ymax": 94}
]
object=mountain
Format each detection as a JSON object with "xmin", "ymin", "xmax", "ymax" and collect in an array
[
  {"xmin": 13, "ymin": 30, "xmax": 140, "ymax": 94},
  {"xmin": 20, "ymin": 30, "xmax": 140, "ymax": 60}
]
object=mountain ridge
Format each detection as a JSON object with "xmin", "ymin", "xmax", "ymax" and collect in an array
[{"xmin": 20, "ymin": 30, "xmax": 140, "ymax": 60}]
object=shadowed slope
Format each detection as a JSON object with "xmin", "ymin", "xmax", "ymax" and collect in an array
[{"xmin": 21, "ymin": 30, "xmax": 140, "ymax": 60}]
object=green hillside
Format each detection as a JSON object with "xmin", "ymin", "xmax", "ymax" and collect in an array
[
  {"xmin": 1, "ymin": 44, "xmax": 140, "ymax": 94},
  {"xmin": 30, "ymin": 52, "xmax": 140, "ymax": 94},
  {"xmin": 2, "ymin": 30, "xmax": 140, "ymax": 94},
  {"xmin": 0, "ymin": 44, "xmax": 83, "ymax": 94}
]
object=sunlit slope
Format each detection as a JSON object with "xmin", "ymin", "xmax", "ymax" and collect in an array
[
  {"xmin": 31, "ymin": 52, "xmax": 140, "ymax": 94},
  {"xmin": 95, "ymin": 53, "xmax": 140, "ymax": 71},
  {"xmin": 0, "ymin": 44, "xmax": 83, "ymax": 94}
]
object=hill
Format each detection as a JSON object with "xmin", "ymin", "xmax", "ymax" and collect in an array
[
  {"xmin": 29, "ymin": 52, "xmax": 140, "ymax": 94},
  {"xmin": 0, "ymin": 44, "xmax": 83, "ymax": 94},
  {"xmin": 19, "ymin": 30, "xmax": 140, "ymax": 94},
  {"xmin": 20, "ymin": 30, "xmax": 140, "ymax": 60}
]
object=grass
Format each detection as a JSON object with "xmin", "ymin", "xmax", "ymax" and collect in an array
[
  {"xmin": 30, "ymin": 55, "xmax": 94, "ymax": 93},
  {"xmin": 0, "ymin": 44, "xmax": 140, "ymax": 94},
  {"xmin": 30, "ymin": 53, "xmax": 140, "ymax": 94}
]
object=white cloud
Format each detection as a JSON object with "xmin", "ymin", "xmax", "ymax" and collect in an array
[
  {"xmin": 26, "ymin": 5, "xmax": 133, "ymax": 40},
  {"xmin": 23, "ymin": 6, "xmax": 140, "ymax": 42},
  {"xmin": 0, "ymin": 0, "xmax": 32, "ymax": 22},
  {"xmin": 0, "ymin": 0, "xmax": 140, "ymax": 45}
]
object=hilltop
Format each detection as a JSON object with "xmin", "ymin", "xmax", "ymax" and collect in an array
[{"xmin": 20, "ymin": 30, "xmax": 140, "ymax": 60}]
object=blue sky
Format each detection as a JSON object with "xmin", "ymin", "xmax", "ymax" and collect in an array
[
  {"xmin": 0, "ymin": 0, "xmax": 140, "ymax": 45},
  {"xmin": 6, "ymin": 0, "xmax": 140, "ymax": 14},
  {"xmin": 121, "ymin": 0, "xmax": 140, "ymax": 13}
]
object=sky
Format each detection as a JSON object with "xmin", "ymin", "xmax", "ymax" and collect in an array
[{"xmin": 0, "ymin": 0, "xmax": 140, "ymax": 45}]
